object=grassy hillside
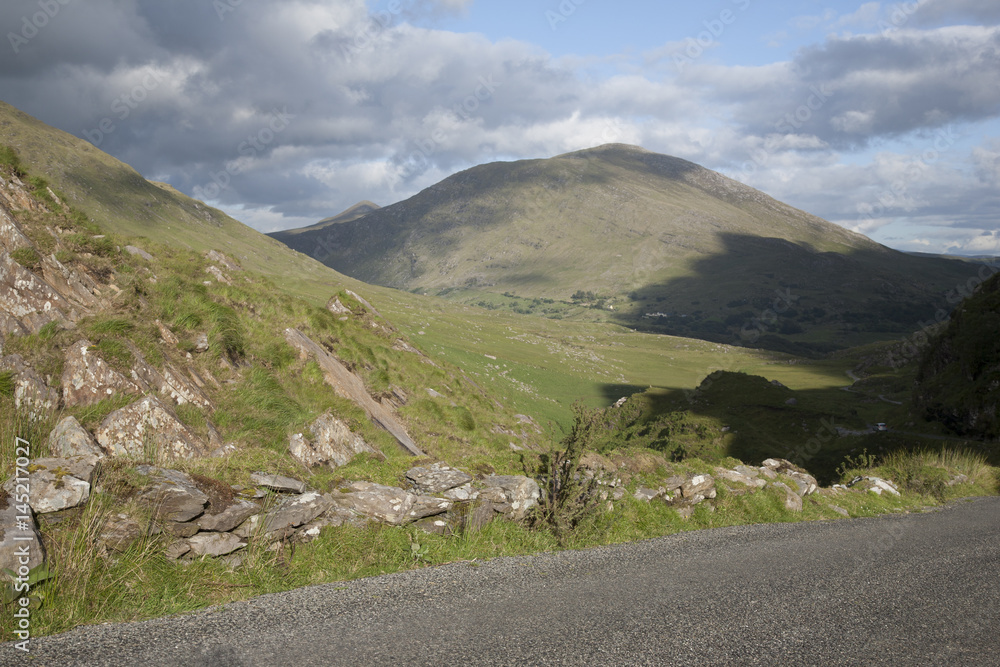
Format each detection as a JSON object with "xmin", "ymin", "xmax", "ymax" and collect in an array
[{"xmin": 271, "ymin": 144, "xmax": 977, "ymax": 353}]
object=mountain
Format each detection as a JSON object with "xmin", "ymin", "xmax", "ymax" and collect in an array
[
  {"xmin": 271, "ymin": 144, "xmax": 978, "ymax": 353},
  {"xmin": 270, "ymin": 200, "xmax": 380, "ymax": 258}
]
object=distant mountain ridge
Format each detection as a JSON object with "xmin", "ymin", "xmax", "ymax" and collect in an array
[{"xmin": 270, "ymin": 144, "xmax": 977, "ymax": 353}]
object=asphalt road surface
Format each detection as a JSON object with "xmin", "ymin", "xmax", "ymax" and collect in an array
[{"xmin": 5, "ymin": 497, "xmax": 999, "ymax": 666}]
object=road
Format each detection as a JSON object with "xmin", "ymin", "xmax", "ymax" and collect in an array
[{"xmin": 5, "ymin": 497, "xmax": 999, "ymax": 666}]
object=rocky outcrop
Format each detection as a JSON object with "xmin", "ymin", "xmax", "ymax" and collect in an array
[
  {"xmin": 283, "ymin": 328, "xmax": 423, "ymax": 456},
  {"xmin": 288, "ymin": 411, "xmax": 380, "ymax": 469},
  {"xmin": 96, "ymin": 396, "xmax": 210, "ymax": 460},
  {"xmin": 249, "ymin": 472, "xmax": 307, "ymax": 494},
  {"xmin": 761, "ymin": 458, "xmax": 818, "ymax": 497},
  {"xmin": 61, "ymin": 340, "xmax": 143, "ymax": 407},
  {"xmin": 48, "ymin": 416, "xmax": 105, "ymax": 459},
  {"xmin": 0, "ymin": 252, "xmax": 74, "ymax": 334},
  {"xmin": 331, "ymin": 481, "xmax": 451, "ymax": 526},
  {"xmin": 0, "ymin": 354, "xmax": 59, "ymax": 420}
]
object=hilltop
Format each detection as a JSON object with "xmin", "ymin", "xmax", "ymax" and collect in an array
[{"xmin": 271, "ymin": 144, "xmax": 975, "ymax": 354}]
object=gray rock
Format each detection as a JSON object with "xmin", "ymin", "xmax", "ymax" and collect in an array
[
  {"xmin": 196, "ymin": 499, "xmax": 259, "ymax": 533},
  {"xmin": 679, "ymin": 474, "xmax": 715, "ymax": 499},
  {"xmin": 714, "ymin": 467, "xmax": 767, "ymax": 489},
  {"xmin": 480, "ymin": 475, "xmax": 540, "ymax": 519},
  {"xmin": 785, "ymin": 471, "xmax": 819, "ymax": 497},
  {"xmin": 61, "ymin": 340, "xmax": 142, "ymax": 407},
  {"xmin": 205, "ymin": 250, "xmax": 241, "ymax": 272},
  {"xmin": 633, "ymin": 487, "xmax": 663, "ymax": 502},
  {"xmin": 830, "ymin": 505, "xmax": 850, "ymax": 517},
  {"xmin": 99, "ymin": 513, "xmax": 143, "ymax": 552},
  {"xmin": 96, "ymin": 396, "xmax": 211, "ymax": 460},
  {"xmin": 249, "ymin": 472, "xmax": 307, "ymax": 494},
  {"xmin": 47, "ymin": 416, "xmax": 105, "ymax": 460},
  {"xmin": 406, "ymin": 463, "xmax": 473, "ymax": 494},
  {"xmin": 162, "ymin": 521, "xmax": 200, "ymax": 538},
  {"xmin": 734, "ymin": 465, "xmax": 761, "ymax": 478},
  {"xmin": 289, "ymin": 411, "xmax": 380, "ymax": 469},
  {"xmin": 257, "ymin": 492, "xmax": 333, "ymax": 537},
  {"xmin": 187, "ymin": 533, "xmax": 246, "ymax": 558},
  {"xmin": 193, "ymin": 333, "xmax": 209, "ymax": 353},
  {"xmin": 124, "ymin": 245, "xmax": 153, "ymax": 261},
  {"xmin": 164, "ymin": 540, "xmax": 191, "ymax": 560},
  {"xmin": 0, "ymin": 253, "xmax": 73, "ymax": 335},
  {"xmin": 848, "ymin": 476, "xmax": 900, "ymax": 496},
  {"xmin": 0, "ymin": 492, "xmax": 46, "ymax": 576},
  {"xmin": 2, "ymin": 456, "xmax": 95, "ymax": 514},
  {"xmin": 772, "ymin": 482, "xmax": 803, "ymax": 512},
  {"xmin": 442, "ymin": 484, "xmax": 478, "ymax": 502},
  {"xmin": 134, "ymin": 466, "xmax": 208, "ymax": 522},
  {"xmin": 331, "ymin": 482, "xmax": 451, "ymax": 526}
]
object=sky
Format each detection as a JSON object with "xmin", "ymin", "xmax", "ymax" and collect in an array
[{"xmin": 2, "ymin": 0, "xmax": 999, "ymax": 255}]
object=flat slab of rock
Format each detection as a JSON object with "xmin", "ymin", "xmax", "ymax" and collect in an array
[
  {"xmin": 196, "ymin": 499, "xmax": 259, "ymax": 533},
  {"xmin": 251, "ymin": 492, "xmax": 333, "ymax": 537},
  {"xmin": 48, "ymin": 416, "xmax": 105, "ymax": 460},
  {"xmin": 250, "ymin": 472, "xmax": 307, "ymax": 494},
  {"xmin": 135, "ymin": 466, "xmax": 208, "ymax": 522},
  {"xmin": 289, "ymin": 411, "xmax": 380, "ymax": 469},
  {"xmin": 406, "ymin": 463, "xmax": 473, "ymax": 494},
  {"xmin": 633, "ymin": 487, "xmax": 663, "ymax": 502},
  {"xmin": 0, "ymin": 252, "xmax": 72, "ymax": 334},
  {"xmin": 714, "ymin": 468, "xmax": 767, "ymax": 489},
  {"xmin": 332, "ymin": 482, "xmax": 451, "ymax": 526},
  {"xmin": 61, "ymin": 339, "xmax": 142, "ymax": 407},
  {"xmin": 187, "ymin": 533, "xmax": 246, "ymax": 558},
  {"xmin": 96, "ymin": 396, "xmax": 210, "ymax": 460},
  {"xmin": 2, "ymin": 456, "xmax": 95, "ymax": 514}
]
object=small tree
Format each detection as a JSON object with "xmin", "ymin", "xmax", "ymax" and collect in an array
[{"xmin": 526, "ymin": 402, "xmax": 606, "ymax": 544}]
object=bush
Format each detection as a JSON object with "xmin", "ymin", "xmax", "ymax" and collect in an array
[{"xmin": 525, "ymin": 402, "xmax": 605, "ymax": 544}]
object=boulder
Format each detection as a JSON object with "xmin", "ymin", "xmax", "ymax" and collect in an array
[
  {"xmin": 480, "ymin": 475, "xmax": 540, "ymax": 519},
  {"xmin": 679, "ymin": 474, "xmax": 716, "ymax": 499},
  {"xmin": 2, "ymin": 456, "xmax": 96, "ymax": 514},
  {"xmin": 47, "ymin": 416, "xmax": 105, "ymax": 460},
  {"xmin": 187, "ymin": 533, "xmax": 246, "ymax": 558},
  {"xmin": 405, "ymin": 462, "xmax": 473, "ymax": 494},
  {"xmin": 242, "ymin": 492, "xmax": 333, "ymax": 538},
  {"xmin": 61, "ymin": 340, "xmax": 143, "ymax": 407},
  {"xmin": 134, "ymin": 466, "xmax": 208, "ymax": 522},
  {"xmin": 124, "ymin": 245, "xmax": 153, "ymax": 261},
  {"xmin": 772, "ymin": 482, "xmax": 803, "ymax": 512},
  {"xmin": 196, "ymin": 498, "xmax": 259, "ymax": 533},
  {"xmin": 96, "ymin": 396, "xmax": 210, "ymax": 460},
  {"xmin": 249, "ymin": 472, "xmax": 307, "ymax": 494},
  {"xmin": 331, "ymin": 482, "xmax": 451, "ymax": 526},
  {"xmin": 0, "ymin": 491, "xmax": 46, "ymax": 576},
  {"xmin": 289, "ymin": 411, "xmax": 380, "ymax": 469},
  {"xmin": 441, "ymin": 484, "xmax": 478, "ymax": 501}
]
